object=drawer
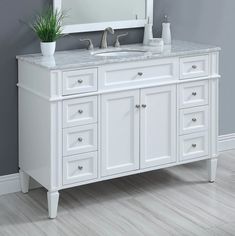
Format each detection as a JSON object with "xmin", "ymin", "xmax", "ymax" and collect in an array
[
  {"xmin": 99, "ymin": 58, "xmax": 178, "ymax": 90},
  {"xmin": 62, "ymin": 68, "xmax": 97, "ymax": 95},
  {"xmin": 63, "ymin": 96, "xmax": 98, "ymax": 128},
  {"xmin": 63, "ymin": 152, "xmax": 98, "ymax": 185},
  {"xmin": 63, "ymin": 124, "xmax": 97, "ymax": 156},
  {"xmin": 179, "ymin": 80, "xmax": 209, "ymax": 108},
  {"xmin": 179, "ymin": 132, "xmax": 209, "ymax": 161},
  {"xmin": 180, "ymin": 55, "xmax": 209, "ymax": 79},
  {"xmin": 180, "ymin": 106, "xmax": 209, "ymax": 135}
]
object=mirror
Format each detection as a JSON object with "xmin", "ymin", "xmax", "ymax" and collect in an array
[
  {"xmin": 53, "ymin": 0, "xmax": 153, "ymax": 34},
  {"xmin": 62, "ymin": 0, "xmax": 146, "ymax": 25}
]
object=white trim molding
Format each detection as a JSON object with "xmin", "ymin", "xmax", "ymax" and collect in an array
[
  {"xmin": 0, "ymin": 174, "xmax": 21, "ymax": 196},
  {"xmin": 0, "ymin": 133, "xmax": 234, "ymax": 196},
  {"xmin": 53, "ymin": 0, "xmax": 153, "ymax": 34},
  {"xmin": 218, "ymin": 133, "xmax": 235, "ymax": 152},
  {"xmin": 0, "ymin": 173, "xmax": 41, "ymax": 196}
]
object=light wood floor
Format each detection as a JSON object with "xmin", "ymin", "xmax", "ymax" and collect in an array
[{"xmin": 0, "ymin": 151, "xmax": 235, "ymax": 236}]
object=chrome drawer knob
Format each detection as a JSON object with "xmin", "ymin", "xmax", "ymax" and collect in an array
[
  {"xmin": 78, "ymin": 137, "xmax": 83, "ymax": 142},
  {"xmin": 136, "ymin": 105, "xmax": 140, "ymax": 108},
  {"xmin": 78, "ymin": 166, "xmax": 83, "ymax": 170},
  {"xmin": 138, "ymin": 72, "xmax": 143, "ymax": 76},
  {"xmin": 78, "ymin": 109, "xmax": 83, "ymax": 114},
  {"xmin": 142, "ymin": 104, "xmax": 147, "ymax": 108},
  {"xmin": 192, "ymin": 65, "xmax": 197, "ymax": 69},
  {"xmin": 192, "ymin": 144, "xmax": 197, "ymax": 148},
  {"xmin": 77, "ymin": 79, "xmax": 83, "ymax": 84},
  {"xmin": 192, "ymin": 118, "xmax": 197, "ymax": 122},
  {"xmin": 192, "ymin": 92, "xmax": 197, "ymax": 96}
]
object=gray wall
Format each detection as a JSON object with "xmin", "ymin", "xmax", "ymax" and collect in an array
[
  {"xmin": 0, "ymin": 0, "xmax": 233, "ymax": 176},
  {"xmin": 154, "ymin": 0, "xmax": 235, "ymax": 136}
]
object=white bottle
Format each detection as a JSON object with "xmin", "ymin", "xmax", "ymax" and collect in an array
[
  {"xmin": 162, "ymin": 15, "xmax": 171, "ymax": 45},
  {"xmin": 143, "ymin": 17, "xmax": 153, "ymax": 46}
]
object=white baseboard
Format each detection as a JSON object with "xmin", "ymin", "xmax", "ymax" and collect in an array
[
  {"xmin": 218, "ymin": 133, "xmax": 235, "ymax": 152},
  {"xmin": 0, "ymin": 134, "xmax": 235, "ymax": 196},
  {"xmin": 0, "ymin": 174, "xmax": 21, "ymax": 196},
  {"xmin": 0, "ymin": 173, "xmax": 41, "ymax": 196}
]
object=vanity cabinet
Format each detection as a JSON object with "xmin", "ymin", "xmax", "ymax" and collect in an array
[
  {"xmin": 101, "ymin": 85, "xmax": 176, "ymax": 176},
  {"xmin": 17, "ymin": 41, "xmax": 220, "ymax": 218},
  {"xmin": 140, "ymin": 85, "xmax": 177, "ymax": 168},
  {"xmin": 101, "ymin": 90, "xmax": 140, "ymax": 176}
]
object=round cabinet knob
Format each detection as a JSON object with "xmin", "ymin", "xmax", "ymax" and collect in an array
[
  {"xmin": 138, "ymin": 72, "xmax": 143, "ymax": 76},
  {"xmin": 78, "ymin": 166, "xmax": 83, "ymax": 170},
  {"xmin": 192, "ymin": 118, "xmax": 197, "ymax": 122},
  {"xmin": 192, "ymin": 144, "xmax": 197, "ymax": 148},
  {"xmin": 77, "ymin": 79, "xmax": 83, "ymax": 84},
  {"xmin": 136, "ymin": 105, "xmax": 140, "ymax": 108},
  {"xmin": 192, "ymin": 92, "xmax": 197, "ymax": 96},
  {"xmin": 78, "ymin": 110, "xmax": 83, "ymax": 114},
  {"xmin": 78, "ymin": 137, "xmax": 83, "ymax": 142},
  {"xmin": 142, "ymin": 104, "xmax": 147, "ymax": 108},
  {"xmin": 192, "ymin": 65, "xmax": 197, "ymax": 69}
]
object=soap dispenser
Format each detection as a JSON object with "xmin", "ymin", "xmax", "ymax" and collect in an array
[{"xmin": 162, "ymin": 15, "xmax": 171, "ymax": 45}]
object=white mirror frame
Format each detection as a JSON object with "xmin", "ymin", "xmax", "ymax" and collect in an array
[{"xmin": 53, "ymin": 0, "xmax": 153, "ymax": 34}]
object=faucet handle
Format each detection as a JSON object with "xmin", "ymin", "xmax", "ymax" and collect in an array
[
  {"xmin": 80, "ymin": 38, "xmax": 94, "ymax": 50},
  {"xmin": 114, "ymin": 33, "xmax": 129, "ymax": 48}
]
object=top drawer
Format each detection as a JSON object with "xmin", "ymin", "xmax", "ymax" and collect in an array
[
  {"xmin": 99, "ymin": 58, "xmax": 178, "ymax": 90},
  {"xmin": 62, "ymin": 68, "xmax": 98, "ymax": 96},
  {"xmin": 180, "ymin": 55, "xmax": 209, "ymax": 80}
]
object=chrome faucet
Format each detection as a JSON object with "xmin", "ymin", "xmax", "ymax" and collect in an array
[
  {"xmin": 80, "ymin": 38, "xmax": 94, "ymax": 50},
  {"xmin": 100, "ymin": 27, "xmax": 115, "ymax": 49}
]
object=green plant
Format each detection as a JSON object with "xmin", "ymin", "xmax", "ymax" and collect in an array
[{"xmin": 31, "ymin": 6, "xmax": 66, "ymax": 42}]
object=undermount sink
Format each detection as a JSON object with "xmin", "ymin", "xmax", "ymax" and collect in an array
[{"xmin": 92, "ymin": 49, "xmax": 148, "ymax": 57}]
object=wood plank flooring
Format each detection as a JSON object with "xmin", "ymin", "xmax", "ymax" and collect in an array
[{"xmin": 0, "ymin": 151, "xmax": 235, "ymax": 236}]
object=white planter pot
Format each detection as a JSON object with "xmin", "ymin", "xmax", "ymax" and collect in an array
[{"xmin": 40, "ymin": 42, "xmax": 56, "ymax": 56}]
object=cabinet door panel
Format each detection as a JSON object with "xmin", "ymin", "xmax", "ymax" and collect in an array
[
  {"xmin": 140, "ymin": 85, "xmax": 177, "ymax": 168},
  {"xmin": 101, "ymin": 90, "xmax": 140, "ymax": 176}
]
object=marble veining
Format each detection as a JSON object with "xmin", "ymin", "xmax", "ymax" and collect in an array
[{"xmin": 16, "ymin": 40, "xmax": 221, "ymax": 70}]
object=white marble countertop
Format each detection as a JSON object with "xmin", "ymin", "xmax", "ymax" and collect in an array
[{"xmin": 16, "ymin": 40, "xmax": 221, "ymax": 70}]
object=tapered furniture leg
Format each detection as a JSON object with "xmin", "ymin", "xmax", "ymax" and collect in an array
[
  {"xmin": 19, "ymin": 170, "xmax": 30, "ymax": 193},
  {"xmin": 47, "ymin": 191, "xmax": 59, "ymax": 219},
  {"xmin": 208, "ymin": 158, "xmax": 218, "ymax": 183}
]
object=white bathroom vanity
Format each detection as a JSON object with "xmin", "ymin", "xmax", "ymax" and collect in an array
[{"xmin": 17, "ymin": 41, "xmax": 220, "ymax": 218}]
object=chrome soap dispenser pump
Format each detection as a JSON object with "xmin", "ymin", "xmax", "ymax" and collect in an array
[{"xmin": 162, "ymin": 15, "xmax": 172, "ymax": 45}]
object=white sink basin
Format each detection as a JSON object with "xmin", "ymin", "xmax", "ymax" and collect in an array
[{"xmin": 92, "ymin": 49, "xmax": 148, "ymax": 57}]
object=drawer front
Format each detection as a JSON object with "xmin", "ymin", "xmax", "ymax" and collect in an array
[
  {"xmin": 99, "ymin": 58, "xmax": 178, "ymax": 90},
  {"xmin": 180, "ymin": 55, "xmax": 209, "ymax": 79},
  {"xmin": 180, "ymin": 132, "xmax": 209, "ymax": 161},
  {"xmin": 63, "ymin": 152, "xmax": 98, "ymax": 185},
  {"xmin": 179, "ymin": 80, "xmax": 209, "ymax": 108},
  {"xmin": 63, "ymin": 124, "xmax": 97, "ymax": 156},
  {"xmin": 63, "ymin": 96, "xmax": 98, "ymax": 128},
  {"xmin": 180, "ymin": 106, "xmax": 209, "ymax": 135},
  {"xmin": 62, "ymin": 68, "xmax": 97, "ymax": 95}
]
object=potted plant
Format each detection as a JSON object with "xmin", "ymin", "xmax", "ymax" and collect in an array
[{"xmin": 31, "ymin": 6, "xmax": 65, "ymax": 56}]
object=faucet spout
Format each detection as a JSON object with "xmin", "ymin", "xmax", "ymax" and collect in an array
[{"xmin": 100, "ymin": 27, "xmax": 115, "ymax": 49}]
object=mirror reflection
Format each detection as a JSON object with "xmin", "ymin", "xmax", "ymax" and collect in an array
[{"xmin": 62, "ymin": 0, "xmax": 146, "ymax": 25}]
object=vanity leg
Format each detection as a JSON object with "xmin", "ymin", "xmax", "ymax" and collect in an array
[
  {"xmin": 208, "ymin": 158, "xmax": 218, "ymax": 183},
  {"xmin": 47, "ymin": 191, "xmax": 59, "ymax": 219},
  {"xmin": 19, "ymin": 170, "xmax": 30, "ymax": 193}
]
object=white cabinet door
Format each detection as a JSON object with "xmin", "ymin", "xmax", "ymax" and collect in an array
[
  {"xmin": 140, "ymin": 85, "xmax": 177, "ymax": 169},
  {"xmin": 101, "ymin": 90, "xmax": 140, "ymax": 176}
]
